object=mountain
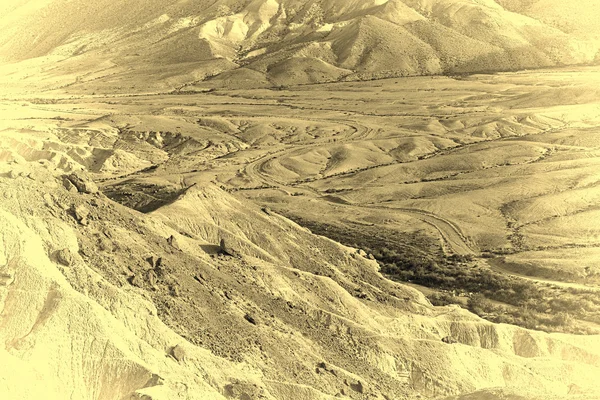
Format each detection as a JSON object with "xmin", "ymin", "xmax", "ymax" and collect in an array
[
  {"xmin": 0, "ymin": 0, "xmax": 598, "ymax": 92},
  {"xmin": 494, "ymin": 0, "xmax": 600, "ymax": 40}
]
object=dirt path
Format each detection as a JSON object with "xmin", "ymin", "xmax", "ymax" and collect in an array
[
  {"xmin": 359, "ymin": 205, "xmax": 477, "ymax": 256},
  {"xmin": 486, "ymin": 258, "xmax": 600, "ymax": 291},
  {"xmin": 393, "ymin": 207, "xmax": 476, "ymax": 256},
  {"xmin": 242, "ymin": 120, "xmax": 371, "ymax": 188}
]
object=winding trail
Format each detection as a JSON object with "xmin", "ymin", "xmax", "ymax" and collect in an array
[
  {"xmin": 486, "ymin": 257, "xmax": 600, "ymax": 291},
  {"xmin": 373, "ymin": 206, "xmax": 476, "ymax": 256},
  {"xmin": 242, "ymin": 119, "xmax": 372, "ymax": 188}
]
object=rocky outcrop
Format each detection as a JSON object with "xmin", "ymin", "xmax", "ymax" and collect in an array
[{"xmin": 65, "ymin": 171, "xmax": 98, "ymax": 194}]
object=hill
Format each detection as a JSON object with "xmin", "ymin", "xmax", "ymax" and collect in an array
[{"xmin": 1, "ymin": 115, "xmax": 600, "ymax": 398}]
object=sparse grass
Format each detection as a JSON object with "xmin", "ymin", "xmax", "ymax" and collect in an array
[{"xmin": 291, "ymin": 217, "xmax": 600, "ymax": 334}]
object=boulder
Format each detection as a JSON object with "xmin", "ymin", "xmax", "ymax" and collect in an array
[
  {"xmin": 223, "ymin": 381, "xmax": 263, "ymax": 399},
  {"xmin": 167, "ymin": 235, "xmax": 180, "ymax": 250},
  {"xmin": 261, "ymin": 206, "xmax": 273, "ymax": 216},
  {"xmin": 66, "ymin": 172, "xmax": 98, "ymax": 194},
  {"xmin": 56, "ymin": 248, "xmax": 74, "ymax": 266},
  {"xmin": 219, "ymin": 238, "xmax": 241, "ymax": 258},
  {"xmin": 244, "ymin": 313, "xmax": 258, "ymax": 325},
  {"xmin": 345, "ymin": 379, "xmax": 364, "ymax": 394},
  {"xmin": 73, "ymin": 204, "xmax": 90, "ymax": 225},
  {"xmin": 129, "ymin": 273, "xmax": 145, "ymax": 288},
  {"xmin": 171, "ymin": 344, "xmax": 188, "ymax": 362},
  {"xmin": 442, "ymin": 335, "xmax": 458, "ymax": 344}
]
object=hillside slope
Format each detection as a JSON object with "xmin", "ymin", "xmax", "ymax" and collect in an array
[
  {"xmin": 0, "ymin": 0, "xmax": 598, "ymax": 92},
  {"xmin": 1, "ymin": 98, "xmax": 600, "ymax": 399}
]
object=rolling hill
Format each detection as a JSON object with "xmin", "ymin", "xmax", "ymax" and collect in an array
[{"xmin": 1, "ymin": 105, "xmax": 600, "ymax": 398}]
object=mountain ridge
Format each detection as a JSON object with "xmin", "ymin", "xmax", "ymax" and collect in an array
[{"xmin": 0, "ymin": 0, "xmax": 598, "ymax": 91}]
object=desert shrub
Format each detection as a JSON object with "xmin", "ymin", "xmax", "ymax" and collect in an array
[
  {"xmin": 283, "ymin": 216, "xmax": 600, "ymax": 334},
  {"xmin": 550, "ymin": 312, "xmax": 572, "ymax": 327},
  {"xmin": 428, "ymin": 292, "xmax": 460, "ymax": 306},
  {"xmin": 467, "ymin": 293, "xmax": 488, "ymax": 314}
]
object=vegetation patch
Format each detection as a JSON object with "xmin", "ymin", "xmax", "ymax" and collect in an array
[
  {"xmin": 102, "ymin": 182, "xmax": 186, "ymax": 213},
  {"xmin": 289, "ymin": 217, "xmax": 600, "ymax": 334}
]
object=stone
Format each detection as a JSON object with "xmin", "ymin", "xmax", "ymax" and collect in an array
[
  {"xmin": 442, "ymin": 335, "xmax": 458, "ymax": 344},
  {"xmin": 344, "ymin": 379, "xmax": 364, "ymax": 394},
  {"xmin": 244, "ymin": 313, "xmax": 258, "ymax": 325},
  {"xmin": 167, "ymin": 235, "xmax": 180, "ymax": 250},
  {"xmin": 43, "ymin": 193, "xmax": 54, "ymax": 207},
  {"xmin": 219, "ymin": 238, "xmax": 241, "ymax": 258},
  {"xmin": 147, "ymin": 269, "xmax": 158, "ymax": 286},
  {"xmin": 73, "ymin": 204, "xmax": 90, "ymax": 225},
  {"xmin": 261, "ymin": 206, "xmax": 273, "ymax": 215},
  {"xmin": 130, "ymin": 274, "xmax": 144, "ymax": 288},
  {"xmin": 223, "ymin": 381, "xmax": 263, "ymax": 399},
  {"xmin": 56, "ymin": 248, "xmax": 74, "ymax": 266},
  {"xmin": 146, "ymin": 374, "xmax": 164, "ymax": 387},
  {"xmin": 171, "ymin": 344, "xmax": 188, "ymax": 362},
  {"xmin": 219, "ymin": 238, "xmax": 228, "ymax": 253},
  {"xmin": 66, "ymin": 172, "xmax": 98, "ymax": 194},
  {"xmin": 74, "ymin": 204, "xmax": 89, "ymax": 220},
  {"xmin": 0, "ymin": 271, "xmax": 14, "ymax": 286}
]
